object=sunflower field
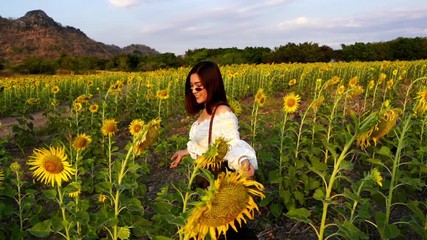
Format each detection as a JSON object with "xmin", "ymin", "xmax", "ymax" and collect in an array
[{"xmin": 0, "ymin": 60, "xmax": 426, "ymax": 240}]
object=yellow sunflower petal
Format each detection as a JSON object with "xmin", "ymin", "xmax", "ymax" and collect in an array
[
  {"xmin": 27, "ymin": 146, "xmax": 75, "ymax": 187},
  {"xmin": 180, "ymin": 171, "xmax": 264, "ymax": 240}
]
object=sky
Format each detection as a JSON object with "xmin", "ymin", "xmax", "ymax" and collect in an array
[{"xmin": 1, "ymin": 0, "xmax": 426, "ymax": 56}]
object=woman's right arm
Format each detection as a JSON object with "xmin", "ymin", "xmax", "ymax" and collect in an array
[{"xmin": 170, "ymin": 149, "xmax": 189, "ymax": 169}]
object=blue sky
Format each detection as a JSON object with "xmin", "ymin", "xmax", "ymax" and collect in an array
[{"xmin": 1, "ymin": 0, "xmax": 426, "ymax": 55}]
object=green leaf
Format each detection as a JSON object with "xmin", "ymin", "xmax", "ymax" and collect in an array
[
  {"xmin": 309, "ymin": 157, "xmax": 328, "ymax": 172},
  {"xmin": 95, "ymin": 181, "xmax": 113, "ymax": 193},
  {"xmin": 127, "ymin": 163, "xmax": 141, "ymax": 173},
  {"xmin": 127, "ymin": 197, "xmax": 145, "ymax": 212},
  {"xmin": 50, "ymin": 215, "xmax": 63, "ymax": 232},
  {"xmin": 151, "ymin": 201, "xmax": 173, "ymax": 215},
  {"xmin": 337, "ymin": 220, "xmax": 368, "ymax": 240},
  {"xmin": 285, "ymin": 208, "xmax": 312, "ymax": 224},
  {"xmin": 313, "ymin": 188, "xmax": 324, "ymax": 201},
  {"xmin": 377, "ymin": 146, "xmax": 392, "ymax": 157},
  {"xmin": 28, "ymin": 220, "xmax": 52, "ymax": 238},
  {"xmin": 375, "ymin": 212, "xmax": 400, "ymax": 239},
  {"xmin": 75, "ymin": 210, "xmax": 90, "ymax": 224},
  {"xmin": 42, "ymin": 189, "xmax": 57, "ymax": 200},
  {"xmin": 367, "ymin": 158, "xmax": 384, "ymax": 165},
  {"xmin": 307, "ymin": 176, "xmax": 321, "ymax": 191},
  {"xmin": 270, "ymin": 203, "xmax": 283, "ymax": 218},
  {"xmin": 339, "ymin": 160, "xmax": 353, "ymax": 171},
  {"xmin": 259, "ymin": 193, "xmax": 272, "ymax": 207},
  {"xmin": 268, "ymin": 169, "xmax": 281, "ymax": 184},
  {"xmin": 293, "ymin": 190, "xmax": 305, "ymax": 205},
  {"xmin": 151, "ymin": 236, "xmax": 173, "ymax": 240},
  {"xmin": 400, "ymin": 177, "xmax": 425, "ymax": 189},
  {"xmin": 321, "ymin": 140, "xmax": 338, "ymax": 160}
]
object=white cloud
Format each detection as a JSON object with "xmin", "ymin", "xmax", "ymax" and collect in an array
[
  {"xmin": 278, "ymin": 16, "xmax": 310, "ymax": 28},
  {"xmin": 108, "ymin": 0, "xmax": 142, "ymax": 8}
]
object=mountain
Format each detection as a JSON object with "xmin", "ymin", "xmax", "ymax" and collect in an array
[{"xmin": 0, "ymin": 10, "xmax": 159, "ymax": 63}]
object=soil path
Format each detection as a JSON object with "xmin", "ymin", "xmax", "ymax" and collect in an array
[{"xmin": 0, "ymin": 112, "xmax": 48, "ymax": 138}]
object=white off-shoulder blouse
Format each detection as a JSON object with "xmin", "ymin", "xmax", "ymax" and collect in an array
[{"xmin": 186, "ymin": 110, "xmax": 258, "ymax": 170}]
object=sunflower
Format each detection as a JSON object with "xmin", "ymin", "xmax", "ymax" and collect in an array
[
  {"xmin": 378, "ymin": 73, "xmax": 386, "ymax": 84},
  {"xmin": 52, "ymin": 86, "xmax": 60, "ymax": 94},
  {"xmin": 129, "ymin": 119, "xmax": 145, "ymax": 136},
  {"xmin": 414, "ymin": 87, "xmax": 427, "ymax": 116},
  {"xmin": 337, "ymin": 85, "xmax": 345, "ymax": 95},
  {"xmin": 254, "ymin": 88, "xmax": 265, "ymax": 105},
  {"xmin": 26, "ymin": 98, "xmax": 40, "ymax": 105},
  {"xmin": 146, "ymin": 93, "xmax": 155, "ymax": 100},
  {"xmin": 72, "ymin": 133, "xmax": 92, "ymax": 151},
  {"xmin": 229, "ymin": 99, "xmax": 242, "ymax": 116},
  {"xmin": 386, "ymin": 79, "xmax": 394, "ymax": 89},
  {"xmin": 331, "ymin": 76, "xmax": 340, "ymax": 85},
  {"xmin": 98, "ymin": 194, "xmax": 107, "ymax": 203},
  {"xmin": 117, "ymin": 226, "xmax": 131, "ymax": 240},
  {"xmin": 156, "ymin": 89, "xmax": 169, "ymax": 100},
  {"xmin": 133, "ymin": 119, "xmax": 161, "ymax": 155},
  {"xmin": 0, "ymin": 168, "xmax": 4, "ymax": 183},
  {"xmin": 288, "ymin": 79, "xmax": 297, "ymax": 86},
  {"xmin": 101, "ymin": 119, "xmax": 118, "ymax": 136},
  {"xmin": 392, "ymin": 69, "xmax": 398, "ymax": 76},
  {"xmin": 73, "ymin": 102, "xmax": 83, "ymax": 112},
  {"xmin": 350, "ymin": 85, "xmax": 364, "ymax": 98},
  {"xmin": 89, "ymin": 103, "xmax": 99, "ymax": 113},
  {"xmin": 257, "ymin": 94, "xmax": 266, "ymax": 107},
  {"xmin": 370, "ymin": 168, "xmax": 383, "ymax": 187},
  {"xmin": 368, "ymin": 80, "xmax": 375, "ymax": 90},
  {"xmin": 76, "ymin": 94, "xmax": 92, "ymax": 103},
  {"xmin": 311, "ymin": 95, "xmax": 324, "ymax": 112},
  {"xmin": 348, "ymin": 76, "xmax": 359, "ymax": 88},
  {"xmin": 356, "ymin": 108, "xmax": 401, "ymax": 149},
  {"xmin": 283, "ymin": 92, "xmax": 301, "ymax": 113},
  {"xmin": 180, "ymin": 171, "xmax": 265, "ymax": 240},
  {"xmin": 10, "ymin": 162, "xmax": 21, "ymax": 172},
  {"xmin": 27, "ymin": 146, "xmax": 75, "ymax": 187},
  {"xmin": 68, "ymin": 189, "xmax": 81, "ymax": 198},
  {"xmin": 195, "ymin": 137, "xmax": 230, "ymax": 171}
]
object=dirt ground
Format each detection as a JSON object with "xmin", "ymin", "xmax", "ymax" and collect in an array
[{"xmin": 0, "ymin": 111, "xmax": 48, "ymax": 138}]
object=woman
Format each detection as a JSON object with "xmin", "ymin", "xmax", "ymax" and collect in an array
[
  {"xmin": 170, "ymin": 61, "xmax": 257, "ymax": 176},
  {"xmin": 170, "ymin": 61, "xmax": 259, "ymax": 240}
]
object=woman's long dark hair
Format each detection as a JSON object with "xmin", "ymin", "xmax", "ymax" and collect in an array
[{"xmin": 185, "ymin": 61, "xmax": 228, "ymax": 116}]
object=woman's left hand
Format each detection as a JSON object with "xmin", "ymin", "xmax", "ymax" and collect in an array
[{"xmin": 240, "ymin": 159, "xmax": 255, "ymax": 178}]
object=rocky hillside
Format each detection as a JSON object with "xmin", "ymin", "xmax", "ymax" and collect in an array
[{"xmin": 0, "ymin": 10, "xmax": 159, "ymax": 63}]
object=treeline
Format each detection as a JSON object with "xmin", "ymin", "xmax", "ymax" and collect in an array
[{"xmin": 1, "ymin": 37, "xmax": 426, "ymax": 74}]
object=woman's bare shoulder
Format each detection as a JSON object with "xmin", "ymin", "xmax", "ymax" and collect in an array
[{"xmin": 215, "ymin": 105, "xmax": 232, "ymax": 115}]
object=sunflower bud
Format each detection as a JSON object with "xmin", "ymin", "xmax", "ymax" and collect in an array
[
  {"xmin": 196, "ymin": 137, "xmax": 230, "ymax": 171},
  {"xmin": 357, "ymin": 108, "xmax": 401, "ymax": 149},
  {"xmin": 133, "ymin": 119, "xmax": 161, "ymax": 155}
]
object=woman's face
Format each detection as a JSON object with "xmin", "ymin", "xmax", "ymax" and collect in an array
[{"xmin": 190, "ymin": 73, "xmax": 208, "ymax": 104}]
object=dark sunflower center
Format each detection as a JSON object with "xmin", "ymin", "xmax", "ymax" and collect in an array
[
  {"xmin": 134, "ymin": 125, "xmax": 142, "ymax": 132},
  {"xmin": 287, "ymin": 99, "xmax": 295, "ymax": 107},
  {"xmin": 105, "ymin": 124, "xmax": 117, "ymax": 133},
  {"xmin": 43, "ymin": 155, "xmax": 64, "ymax": 174},
  {"xmin": 74, "ymin": 138, "xmax": 87, "ymax": 149},
  {"xmin": 200, "ymin": 183, "xmax": 249, "ymax": 226}
]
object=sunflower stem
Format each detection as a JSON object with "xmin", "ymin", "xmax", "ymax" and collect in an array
[
  {"xmin": 183, "ymin": 164, "xmax": 200, "ymax": 213},
  {"xmin": 12, "ymin": 167, "xmax": 25, "ymax": 237},
  {"xmin": 318, "ymin": 133, "xmax": 357, "ymax": 240},
  {"xmin": 385, "ymin": 115, "xmax": 411, "ymax": 225},
  {"xmin": 57, "ymin": 185, "xmax": 71, "ymax": 240},
  {"xmin": 279, "ymin": 111, "xmax": 288, "ymax": 192}
]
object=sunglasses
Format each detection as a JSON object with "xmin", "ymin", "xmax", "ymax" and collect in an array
[{"xmin": 188, "ymin": 86, "xmax": 204, "ymax": 92}]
